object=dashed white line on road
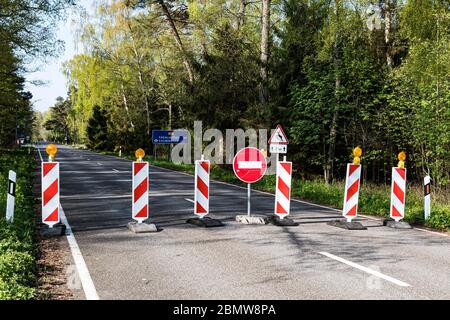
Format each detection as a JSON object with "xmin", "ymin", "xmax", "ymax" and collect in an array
[
  {"xmin": 185, "ymin": 198, "xmax": 195, "ymax": 204},
  {"xmin": 97, "ymin": 162, "xmax": 103, "ymax": 166},
  {"xmin": 112, "ymin": 169, "xmax": 120, "ymax": 173},
  {"xmin": 60, "ymin": 206, "xmax": 99, "ymax": 300},
  {"xmin": 318, "ymin": 251, "xmax": 411, "ymax": 287}
]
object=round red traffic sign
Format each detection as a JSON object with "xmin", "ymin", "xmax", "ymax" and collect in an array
[{"xmin": 233, "ymin": 147, "xmax": 267, "ymax": 183}]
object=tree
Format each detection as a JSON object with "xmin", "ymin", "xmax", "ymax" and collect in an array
[
  {"xmin": 43, "ymin": 97, "xmax": 71, "ymax": 143},
  {"xmin": 86, "ymin": 105, "xmax": 110, "ymax": 150}
]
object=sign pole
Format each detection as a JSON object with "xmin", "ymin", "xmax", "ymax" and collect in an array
[
  {"xmin": 247, "ymin": 183, "xmax": 251, "ymax": 217},
  {"xmin": 424, "ymin": 175, "xmax": 431, "ymax": 220},
  {"xmin": 6, "ymin": 170, "xmax": 16, "ymax": 223}
]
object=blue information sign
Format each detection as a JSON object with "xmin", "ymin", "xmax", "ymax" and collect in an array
[{"xmin": 152, "ymin": 130, "xmax": 188, "ymax": 144}]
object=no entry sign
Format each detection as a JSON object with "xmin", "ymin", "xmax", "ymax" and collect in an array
[{"xmin": 233, "ymin": 147, "xmax": 267, "ymax": 183}]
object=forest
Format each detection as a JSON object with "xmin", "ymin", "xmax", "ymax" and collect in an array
[{"xmin": 2, "ymin": 0, "xmax": 450, "ymax": 188}]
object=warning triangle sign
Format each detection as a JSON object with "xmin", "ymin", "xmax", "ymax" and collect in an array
[{"xmin": 268, "ymin": 125, "xmax": 289, "ymax": 145}]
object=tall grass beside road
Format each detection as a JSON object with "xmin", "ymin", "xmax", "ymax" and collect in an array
[
  {"xmin": 99, "ymin": 150, "xmax": 450, "ymax": 231},
  {"xmin": 0, "ymin": 148, "xmax": 37, "ymax": 299}
]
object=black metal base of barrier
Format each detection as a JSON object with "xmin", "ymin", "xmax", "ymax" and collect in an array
[
  {"xmin": 327, "ymin": 219, "xmax": 367, "ymax": 230},
  {"xmin": 186, "ymin": 217, "xmax": 224, "ymax": 228},
  {"xmin": 40, "ymin": 223, "xmax": 66, "ymax": 237},
  {"xmin": 268, "ymin": 216, "xmax": 299, "ymax": 227},
  {"xmin": 383, "ymin": 219, "xmax": 412, "ymax": 229}
]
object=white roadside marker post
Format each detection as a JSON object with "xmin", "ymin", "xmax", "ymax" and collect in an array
[
  {"xmin": 6, "ymin": 170, "xmax": 16, "ymax": 223},
  {"xmin": 424, "ymin": 175, "xmax": 431, "ymax": 221}
]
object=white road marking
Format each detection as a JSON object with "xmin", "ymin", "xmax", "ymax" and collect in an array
[
  {"xmin": 318, "ymin": 251, "xmax": 411, "ymax": 287},
  {"xmin": 61, "ymin": 170, "xmax": 127, "ymax": 174},
  {"xmin": 37, "ymin": 145, "xmax": 99, "ymax": 300},
  {"xmin": 61, "ymin": 193, "xmax": 193, "ymax": 200},
  {"xmin": 185, "ymin": 198, "xmax": 195, "ymax": 203},
  {"xmin": 97, "ymin": 162, "xmax": 103, "ymax": 166},
  {"xmin": 413, "ymin": 227, "xmax": 450, "ymax": 238},
  {"xmin": 112, "ymin": 169, "xmax": 120, "ymax": 173},
  {"xmin": 60, "ymin": 206, "xmax": 99, "ymax": 300}
]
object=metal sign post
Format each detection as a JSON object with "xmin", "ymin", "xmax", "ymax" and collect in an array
[
  {"xmin": 247, "ymin": 183, "xmax": 251, "ymax": 217},
  {"xmin": 233, "ymin": 147, "xmax": 267, "ymax": 224}
]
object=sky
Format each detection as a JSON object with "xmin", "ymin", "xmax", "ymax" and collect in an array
[{"xmin": 25, "ymin": 0, "xmax": 93, "ymax": 113}]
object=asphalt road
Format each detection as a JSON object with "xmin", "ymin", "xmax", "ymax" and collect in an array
[{"xmin": 35, "ymin": 143, "xmax": 450, "ymax": 300}]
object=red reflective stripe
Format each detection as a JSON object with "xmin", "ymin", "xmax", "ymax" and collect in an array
[
  {"xmin": 346, "ymin": 204, "xmax": 357, "ymax": 216},
  {"xmin": 196, "ymin": 201, "xmax": 207, "ymax": 213},
  {"xmin": 392, "ymin": 205, "xmax": 402, "ymax": 217},
  {"xmin": 43, "ymin": 162, "xmax": 57, "ymax": 177},
  {"xmin": 43, "ymin": 179, "xmax": 58, "ymax": 206},
  {"xmin": 276, "ymin": 202, "xmax": 288, "ymax": 214},
  {"xmin": 348, "ymin": 164, "xmax": 359, "ymax": 177},
  {"xmin": 44, "ymin": 207, "xmax": 59, "ymax": 222},
  {"xmin": 393, "ymin": 182, "xmax": 405, "ymax": 203},
  {"xmin": 134, "ymin": 178, "xmax": 148, "ymax": 201},
  {"xmin": 135, "ymin": 204, "xmax": 148, "ymax": 218},
  {"xmin": 134, "ymin": 162, "xmax": 146, "ymax": 176},
  {"xmin": 280, "ymin": 162, "xmax": 292, "ymax": 174},
  {"xmin": 346, "ymin": 179, "xmax": 360, "ymax": 202},
  {"xmin": 278, "ymin": 177, "xmax": 290, "ymax": 200},
  {"xmin": 396, "ymin": 167, "xmax": 406, "ymax": 180},
  {"xmin": 200, "ymin": 161, "xmax": 209, "ymax": 173},
  {"xmin": 197, "ymin": 176, "xmax": 209, "ymax": 199}
]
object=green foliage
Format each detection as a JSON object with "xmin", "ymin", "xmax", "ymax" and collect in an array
[
  {"xmin": 0, "ymin": 148, "xmax": 37, "ymax": 300},
  {"xmin": 0, "ymin": 0, "xmax": 72, "ymax": 147},
  {"xmin": 43, "ymin": 97, "xmax": 71, "ymax": 143},
  {"xmin": 87, "ymin": 105, "xmax": 110, "ymax": 150}
]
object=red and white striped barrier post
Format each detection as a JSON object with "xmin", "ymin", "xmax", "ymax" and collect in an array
[
  {"xmin": 343, "ymin": 147, "xmax": 362, "ymax": 222},
  {"xmin": 274, "ymin": 157, "xmax": 292, "ymax": 219},
  {"xmin": 390, "ymin": 152, "xmax": 407, "ymax": 222},
  {"xmin": 194, "ymin": 155, "xmax": 210, "ymax": 218},
  {"xmin": 343, "ymin": 163, "xmax": 362, "ymax": 222},
  {"xmin": 187, "ymin": 155, "xmax": 223, "ymax": 227},
  {"xmin": 42, "ymin": 144, "xmax": 60, "ymax": 228},
  {"xmin": 132, "ymin": 148, "xmax": 149, "ymax": 223},
  {"xmin": 328, "ymin": 147, "xmax": 366, "ymax": 230}
]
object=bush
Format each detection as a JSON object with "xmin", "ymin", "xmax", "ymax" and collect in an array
[{"xmin": 0, "ymin": 148, "xmax": 37, "ymax": 300}]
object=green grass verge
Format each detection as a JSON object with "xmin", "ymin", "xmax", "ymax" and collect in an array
[
  {"xmin": 0, "ymin": 148, "xmax": 37, "ymax": 299},
  {"xmin": 97, "ymin": 150, "xmax": 450, "ymax": 231}
]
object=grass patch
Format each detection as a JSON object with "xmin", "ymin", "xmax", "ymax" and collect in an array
[{"xmin": 0, "ymin": 148, "xmax": 37, "ymax": 299}]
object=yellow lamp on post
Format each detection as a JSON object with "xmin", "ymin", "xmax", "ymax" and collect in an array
[
  {"xmin": 398, "ymin": 151, "xmax": 406, "ymax": 168},
  {"xmin": 352, "ymin": 146, "xmax": 362, "ymax": 165},
  {"xmin": 45, "ymin": 144, "xmax": 57, "ymax": 162},
  {"xmin": 135, "ymin": 148, "xmax": 145, "ymax": 162}
]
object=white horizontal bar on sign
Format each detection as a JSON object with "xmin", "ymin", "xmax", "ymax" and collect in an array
[{"xmin": 238, "ymin": 161, "xmax": 262, "ymax": 169}]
